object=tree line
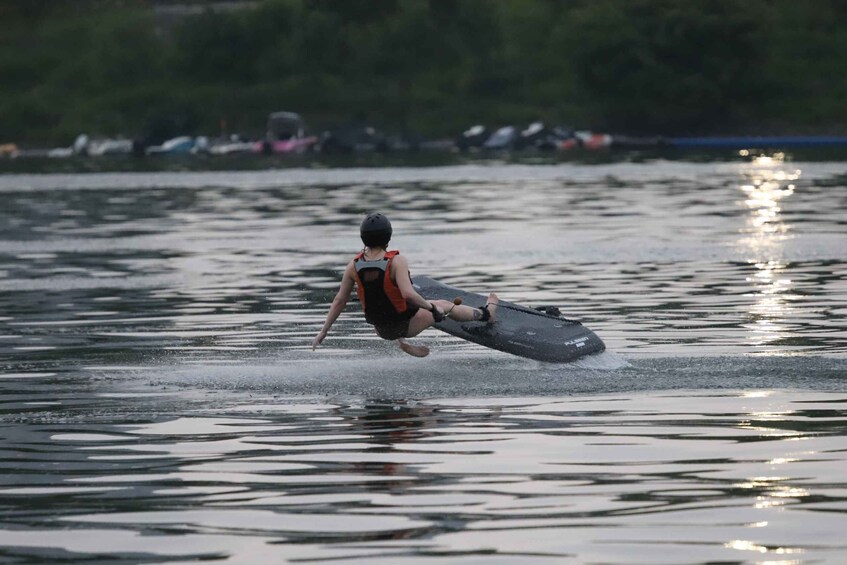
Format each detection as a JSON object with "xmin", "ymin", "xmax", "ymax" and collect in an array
[{"xmin": 3, "ymin": 0, "xmax": 847, "ymax": 145}]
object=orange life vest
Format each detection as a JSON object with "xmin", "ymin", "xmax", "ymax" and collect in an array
[{"xmin": 352, "ymin": 250, "xmax": 408, "ymax": 322}]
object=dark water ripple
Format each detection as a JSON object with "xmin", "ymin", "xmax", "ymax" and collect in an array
[
  {"xmin": 0, "ymin": 390, "xmax": 846, "ymax": 562},
  {"xmin": 1, "ymin": 159, "xmax": 847, "ymax": 562}
]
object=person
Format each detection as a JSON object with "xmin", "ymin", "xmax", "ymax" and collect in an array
[{"xmin": 312, "ymin": 213, "xmax": 498, "ymax": 357}]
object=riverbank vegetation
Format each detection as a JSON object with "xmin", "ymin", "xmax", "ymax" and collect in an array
[{"xmin": 4, "ymin": 0, "xmax": 847, "ymax": 145}]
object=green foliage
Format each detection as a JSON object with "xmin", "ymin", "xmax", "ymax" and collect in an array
[
  {"xmin": 558, "ymin": 0, "xmax": 771, "ymax": 132},
  {"xmin": 3, "ymin": 0, "xmax": 847, "ymax": 144}
]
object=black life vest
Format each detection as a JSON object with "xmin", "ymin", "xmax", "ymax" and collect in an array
[{"xmin": 352, "ymin": 250, "xmax": 409, "ymax": 323}]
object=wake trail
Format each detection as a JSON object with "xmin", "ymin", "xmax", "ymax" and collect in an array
[{"xmin": 82, "ymin": 352, "xmax": 847, "ymax": 400}]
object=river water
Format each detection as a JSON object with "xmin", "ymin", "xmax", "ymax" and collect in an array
[{"xmin": 1, "ymin": 156, "xmax": 846, "ymax": 563}]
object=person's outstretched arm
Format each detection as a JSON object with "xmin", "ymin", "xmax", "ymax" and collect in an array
[
  {"xmin": 392, "ymin": 254, "xmax": 439, "ymax": 311},
  {"xmin": 312, "ymin": 261, "xmax": 355, "ymax": 349}
]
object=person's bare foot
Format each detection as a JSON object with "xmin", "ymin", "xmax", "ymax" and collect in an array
[
  {"xmin": 399, "ymin": 339, "xmax": 430, "ymax": 357},
  {"xmin": 486, "ymin": 293, "xmax": 499, "ymax": 324}
]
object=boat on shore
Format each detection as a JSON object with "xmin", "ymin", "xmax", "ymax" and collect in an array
[{"xmin": 254, "ymin": 112, "xmax": 318, "ymax": 155}]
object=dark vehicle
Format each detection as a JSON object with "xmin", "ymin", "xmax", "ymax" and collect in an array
[
  {"xmin": 318, "ymin": 126, "xmax": 389, "ymax": 154},
  {"xmin": 514, "ymin": 122, "xmax": 574, "ymax": 151}
]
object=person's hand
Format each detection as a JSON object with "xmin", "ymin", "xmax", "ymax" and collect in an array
[{"xmin": 312, "ymin": 328, "xmax": 327, "ymax": 350}]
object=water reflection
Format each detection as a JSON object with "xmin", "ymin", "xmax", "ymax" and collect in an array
[
  {"xmin": 746, "ymin": 260, "xmax": 795, "ymax": 347},
  {"xmin": 1, "ymin": 162, "xmax": 846, "ymax": 371},
  {"xmin": 0, "ymin": 390, "xmax": 846, "ymax": 562},
  {"xmin": 739, "ymin": 154, "xmax": 800, "ymax": 349}
]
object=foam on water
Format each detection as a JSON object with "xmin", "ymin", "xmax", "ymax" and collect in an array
[{"xmin": 70, "ymin": 352, "xmax": 843, "ymax": 404}]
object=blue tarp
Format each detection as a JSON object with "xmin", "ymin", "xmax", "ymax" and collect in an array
[{"xmin": 668, "ymin": 136, "xmax": 847, "ymax": 148}]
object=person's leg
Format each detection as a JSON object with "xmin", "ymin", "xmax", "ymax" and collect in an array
[
  {"xmin": 404, "ymin": 298, "xmax": 497, "ymax": 333},
  {"xmin": 441, "ymin": 294, "xmax": 499, "ymax": 324},
  {"xmin": 398, "ymin": 338, "xmax": 429, "ymax": 357},
  {"xmin": 405, "ymin": 308, "xmax": 436, "ymax": 337},
  {"xmin": 375, "ymin": 314, "xmax": 431, "ymax": 357},
  {"xmin": 397, "ymin": 293, "xmax": 500, "ymax": 357},
  {"xmin": 397, "ymin": 309, "xmax": 435, "ymax": 357},
  {"xmin": 485, "ymin": 293, "xmax": 499, "ymax": 322}
]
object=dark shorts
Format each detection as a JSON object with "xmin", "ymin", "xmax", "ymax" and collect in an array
[{"xmin": 370, "ymin": 307, "xmax": 420, "ymax": 341}]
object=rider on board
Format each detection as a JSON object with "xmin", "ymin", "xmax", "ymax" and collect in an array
[{"xmin": 312, "ymin": 213, "xmax": 498, "ymax": 357}]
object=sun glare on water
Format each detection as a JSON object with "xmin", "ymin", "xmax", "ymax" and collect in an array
[{"xmin": 737, "ymin": 153, "xmax": 800, "ymax": 349}]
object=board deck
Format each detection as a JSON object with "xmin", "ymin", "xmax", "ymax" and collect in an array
[{"xmin": 414, "ymin": 276, "xmax": 605, "ymax": 363}]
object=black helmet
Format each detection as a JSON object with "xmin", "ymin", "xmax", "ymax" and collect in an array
[{"xmin": 360, "ymin": 213, "xmax": 392, "ymax": 248}]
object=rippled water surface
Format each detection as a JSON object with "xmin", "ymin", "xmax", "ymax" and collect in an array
[{"xmin": 1, "ymin": 158, "xmax": 846, "ymax": 562}]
